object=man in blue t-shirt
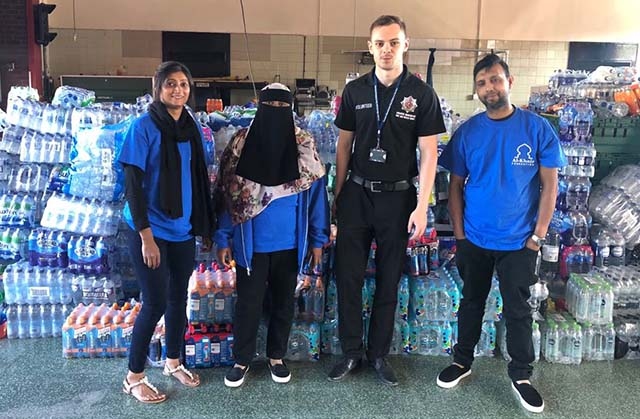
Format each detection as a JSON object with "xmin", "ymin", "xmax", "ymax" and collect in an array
[{"xmin": 436, "ymin": 54, "xmax": 567, "ymax": 414}]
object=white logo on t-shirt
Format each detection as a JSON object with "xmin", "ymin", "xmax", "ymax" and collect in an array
[{"xmin": 512, "ymin": 143, "xmax": 535, "ymax": 166}]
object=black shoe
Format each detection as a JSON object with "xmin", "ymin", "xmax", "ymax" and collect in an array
[
  {"xmin": 328, "ymin": 357, "xmax": 362, "ymax": 381},
  {"xmin": 436, "ymin": 364, "xmax": 471, "ymax": 389},
  {"xmin": 224, "ymin": 364, "xmax": 249, "ymax": 388},
  {"xmin": 369, "ymin": 357, "xmax": 399, "ymax": 387},
  {"xmin": 512, "ymin": 380, "xmax": 544, "ymax": 413},
  {"xmin": 268, "ymin": 360, "xmax": 291, "ymax": 384}
]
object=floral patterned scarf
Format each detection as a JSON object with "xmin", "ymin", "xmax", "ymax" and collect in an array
[{"xmin": 215, "ymin": 126, "xmax": 325, "ymax": 225}]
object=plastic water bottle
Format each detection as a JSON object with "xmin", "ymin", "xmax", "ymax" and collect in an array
[
  {"xmin": 91, "ymin": 276, "xmax": 103, "ymax": 304},
  {"xmin": 70, "ymin": 274, "xmax": 82, "ymax": 305},
  {"xmin": 532, "ymin": 321, "xmax": 541, "ymax": 362},
  {"xmin": 57, "ymin": 231, "xmax": 69, "ymax": 268},
  {"xmin": 6, "ymin": 304, "xmax": 19, "ymax": 339},
  {"xmin": 608, "ymin": 229, "xmax": 626, "ymax": 266},
  {"xmin": 396, "ymin": 275, "xmax": 410, "ymax": 322},
  {"xmin": 29, "ymin": 303, "xmax": 42, "ymax": 338},
  {"xmin": 51, "ymin": 304, "xmax": 62, "ymax": 337},
  {"xmin": 17, "ymin": 304, "xmax": 29, "ymax": 338},
  {"xmin": 41, "ymin": 303, "xmax": 53, "ymax": 337},
  {"xmin": 591, "ymin": 229, "xmax": 611, "ymax": 268},
  {"xmin": 540, "ymin": 231, "xmax": 560, "ymax": 280},
  {"xmin": 3, "ymin": 265, "xmax": 16, "ymax": 304},
  {"xmin": 80, "ymin": 275, "xmax": 92, "ymax": 305},
  {"xmin": 325, "ymin": 275, "xmax": 338, "ymax": 320}
]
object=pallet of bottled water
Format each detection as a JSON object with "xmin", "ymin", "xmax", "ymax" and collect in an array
[
  {"xmin": 593, "ymin": 264, "xmax": 640, "ymax": 313},
  {"xmin": 565, "ymin": 273, "xmax": 614, "ymax": 325},
  {"xmin": 542, "ymin": 311, "xmax": 615, "ymax": 363}
]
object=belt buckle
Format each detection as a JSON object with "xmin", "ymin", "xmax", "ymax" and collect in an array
[{"xmin": 369, "ymin": 180, "xmax": 383, "ymax": 192}]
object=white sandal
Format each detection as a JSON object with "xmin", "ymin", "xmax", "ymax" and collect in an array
[
  {"xmin": 163, "ymin": 363, "xmax": 201, "ymax": 387},
  {"xmin": 122, "ymin": 376, "xmax": 167, "ymax": 404}
]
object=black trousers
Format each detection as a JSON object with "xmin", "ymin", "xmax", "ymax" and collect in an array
[
  {"xmin": 453, "ymin": 239, "xmax": 538, "ymax": 381},
  {"xmin": 233, "ymin": 249, "xmax": 298, "ymax": 366},
  {"xmin": 336, "ymin": 179, "xmax": 416, "ymax": 359},
  {"xmin": 127, "ymin": 230, "xmax": 195, "ymax": 373}
]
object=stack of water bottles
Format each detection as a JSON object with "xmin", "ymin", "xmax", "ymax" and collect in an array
[
  {"xmin": 183, "ymin": 262, "xmax": 237, "ymax": 368},
  {"xmin": 3, "ymin": 261, "xmax": 73, "ymax": 339},
  {"xmin": 306, "ymin": 110, "xmax": 338, "ymax": 164},
  {"xmin": 594, "ymin": 264, "xmax": 640, "ymax": 359},
  {"xmin": 405, "ymin": 269, "xmax": 459, "ymax": 357},
  {"xmin": 541, "ymin": 311, "xmax": 586, "ymax": 364},
  {"xmin": 558, "ymin": 272, "xmax": 616, "ymax": 362},
  {"xmin": 529, "ymin": 66, "xmax": 639, "ymax": 117},
  {"xmin": 547, "ymin": 102, "xmax": 596, "ymax": 283},
  {"xmin": 589, "ymin": 165, "xmax": 640, "ymax": 248}
]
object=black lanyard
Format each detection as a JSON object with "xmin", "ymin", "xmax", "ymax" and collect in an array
[{"xmin": 373, "ymin": 72, "xmax": 402, "ymax": 148}]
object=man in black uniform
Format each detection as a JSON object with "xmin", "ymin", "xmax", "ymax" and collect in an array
[{"xmin": 328, "ymin": 15, "xmax": 445, "ymax": 386}]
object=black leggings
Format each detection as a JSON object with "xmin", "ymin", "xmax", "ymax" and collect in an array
[{"xmin": 127, "ymin": 229, "xmax": 195, "ymax": 373}]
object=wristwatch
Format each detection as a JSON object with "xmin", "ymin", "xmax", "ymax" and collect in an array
[{"xmin": 530, "ymin": 234, "xmax": 545, "ymax": 247}]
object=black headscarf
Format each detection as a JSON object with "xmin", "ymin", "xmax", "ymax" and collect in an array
[
  {"xmin": 235, "ymin": 87, "xmax": 300, "ymax": 186},
  {"xmin": 148, "ymin": 101, "xmax": 215, "ymax": 237}
]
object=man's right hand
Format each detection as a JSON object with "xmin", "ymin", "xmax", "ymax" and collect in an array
[{"xmin": 217, "ymin": 247, "xmax": 233, "ymax": 268}]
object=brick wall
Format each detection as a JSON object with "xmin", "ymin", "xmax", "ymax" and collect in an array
[{"xmin": 0, "ymin": 0, "xmax": 30, "ymax": 109}]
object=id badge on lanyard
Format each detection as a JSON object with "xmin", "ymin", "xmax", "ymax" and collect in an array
[{"xmin": 369, "ymin": 73, "xmax": 402, "ymax": 163}]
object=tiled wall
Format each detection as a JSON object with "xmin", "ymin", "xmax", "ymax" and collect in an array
[{"xmin": 47, "ymin": 29, "xmax": 569, "ymax": 116}]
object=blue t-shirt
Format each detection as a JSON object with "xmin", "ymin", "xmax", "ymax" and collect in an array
[
  {"xmin": 439, "ymin": 108, "xmax": 567, "ymax": 250},
  {"xmin": 118, "ymin": 113, "xmax": 193, "ymax": 241},
  {"xmin": 252, "ymin": 194, "xmax": 298, "ymax": 252}
]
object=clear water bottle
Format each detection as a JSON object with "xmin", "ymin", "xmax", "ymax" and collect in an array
[
  {"xmin": 608, "ymin": 229, "xmax": 626, "ymax": 266},
  {"xmin": 591, "ymin": 228, "xmax": 611, "ymax": 268},
  {"xmin": 3, "ymin": 265, "xmax": 16, "ymax": 304},
  {"xmin": 540, "ymin": 231, "xmax": 560, "ymax": 280},
  {"xmin": 17, "ymin": 304, "xmax": 29, "ymax": 338},
  {"xmin": 6, "ymin": 304, "xmax": 19, "ymax": 339},
  {"xmin": 532, "ymin": 321, "xmax": 541, "ymax": 362},
  {"xmin": 51, "ymin": 303, "xmax": 62, "ymax": 337},
  {"xmin": 28, "ymin": 303, "xmax": 42, "ymax": 338},
  {"xmin": 41, "ymin": 303, "xmax": 53, "ymax": 337},
  {"xmin": 70, "ymin": 273, "xmax": 82, "ymax": 305}
]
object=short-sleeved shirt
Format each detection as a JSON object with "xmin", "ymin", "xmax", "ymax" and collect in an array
[
  {"xmin": 439, "ymin": 107, "xmax": 567, "ymax": 250},
  {"xmin": 118, "ymin": 113, "xmax": 193, "ymax": 242},
  {"xmin": 334, "ymin": 65, "xmax": 446, "ymax": 182}
]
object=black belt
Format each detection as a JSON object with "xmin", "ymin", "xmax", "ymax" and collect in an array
[{"xmin": 350, "ymin": 175, "xmax": 411, "ymax": 192}]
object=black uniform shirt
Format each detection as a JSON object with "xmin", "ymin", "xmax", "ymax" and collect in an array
[{"xmin": 335, "ymin": 65, "xmax": 446, "ymax": 182}]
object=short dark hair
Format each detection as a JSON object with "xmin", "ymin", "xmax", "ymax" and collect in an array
[
  {"xmin": 473, "ymin": 54, "xmax": 510, "ymax": 80},
  {"xmin": 369, "ymin": 15, "xmax": 407, "ymax": 36},
  {"xmin": 153, "ymin": 61, "xmax": 194, "ymax": 106}
]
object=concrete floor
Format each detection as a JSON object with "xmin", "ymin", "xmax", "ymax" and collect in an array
[{"xmin": 0, "ymin": 337, "xmax": 638, "ymax": 419}]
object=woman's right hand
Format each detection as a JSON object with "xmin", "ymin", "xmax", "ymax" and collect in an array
[
  {"xmin": 139, "ymin": 228, "xmax": 161, "ymax": 269},
  {"xmin": 217, "ymin": 247, "xmax": 233, "ymax": 268}
]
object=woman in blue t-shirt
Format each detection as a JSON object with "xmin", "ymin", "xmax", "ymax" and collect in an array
[{"xmin": 119, "ymin": 61, "xmax": 215, "ymax": 403}]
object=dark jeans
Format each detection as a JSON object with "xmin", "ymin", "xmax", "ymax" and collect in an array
[
  {"xmin": 127, "ymin": 230, "xmax": 195, "ymax": 373},
  {"xmin": 336, "ymin": 179, "xmax": 416, "ymax": 360},
  {"xmin": 233, "ymin": 249, "xmax": 298, "ymax": 366},
  {"xmin": 453, "ymin": 239, "xmax": 538, "ymax": 381}
]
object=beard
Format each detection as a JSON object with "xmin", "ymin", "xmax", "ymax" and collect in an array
[{"xmin": 480, "ymin": 93, "xmax": 509, "ymax": 111}]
